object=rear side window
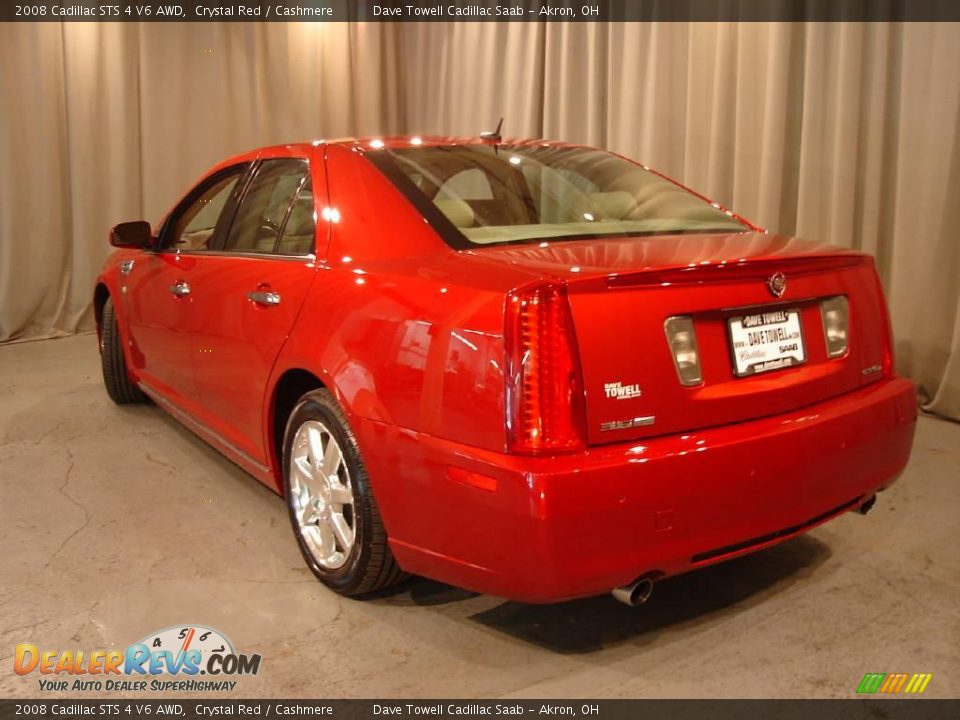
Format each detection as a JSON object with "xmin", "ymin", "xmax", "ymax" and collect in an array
[
  {"xmin": 275, "ymin": 178, "xmax": 315, "ymax": 256},
  {"xmin": 222, "ymin": 159, "xmax": 312, "ymax": 254}
]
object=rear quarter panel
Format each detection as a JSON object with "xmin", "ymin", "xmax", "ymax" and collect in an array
[{"xmin": 274, "ymin": 145, "xmax": 543, "ymax": 455}]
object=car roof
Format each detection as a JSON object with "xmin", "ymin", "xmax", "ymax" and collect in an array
[
  {"xmin": 321, "ymin": 135, "xmax": 565, "ymax": 149},
  {"xmin": 211, "ymin": 136, "xmax": 582, "ymax": 175},
  {"xmin": 236, "ymin": 136, "xmax": 573, "ymax": 157}
]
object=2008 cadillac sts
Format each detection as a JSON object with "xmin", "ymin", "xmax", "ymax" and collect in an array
[{"xmin": 95, "ymin": 137, "xmax": 916, "ymax": 605}]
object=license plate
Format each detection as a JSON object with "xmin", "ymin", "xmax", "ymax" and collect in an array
[{"xmin": 728, "ymin": 309, "xmax": 806, "ymax": 377}]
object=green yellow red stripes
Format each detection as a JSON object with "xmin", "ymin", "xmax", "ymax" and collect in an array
[{"xmin": 857, "ymin": 672, "xmax": 933, "ymax": 694}]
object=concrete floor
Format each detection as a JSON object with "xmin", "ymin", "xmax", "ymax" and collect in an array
[{"xmin": 0, "ymin": 334, "xmax": 957, "ymax": 699}]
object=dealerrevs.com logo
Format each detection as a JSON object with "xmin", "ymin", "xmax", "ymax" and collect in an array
[{"xmin": 13, "ymin": 625, "xmax": 261, "ymax": 692}]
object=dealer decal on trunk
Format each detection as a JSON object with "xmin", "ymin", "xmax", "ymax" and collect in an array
[{"xmin": 604, "ymin": 381, "xmax": 642, "ymax": 400}]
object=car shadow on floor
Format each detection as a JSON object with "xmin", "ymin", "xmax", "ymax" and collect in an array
[{"xmin": 375, "ymin": 535, "xmax": 832, "ymax": 654}]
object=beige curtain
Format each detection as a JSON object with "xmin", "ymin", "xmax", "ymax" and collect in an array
[
  {"xmin": 0, "ymin": 22, "xmax": 403, "ymax": 341},
  {"xmin": 402, "ymin": 22, "xmax": 960, "ymax": 420},
  {"xmin": 2, "ymin": 22, "xmax": 959, "ymax": 420}
]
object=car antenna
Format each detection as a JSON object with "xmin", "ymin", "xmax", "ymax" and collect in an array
[{"xmin": 480, "ymin": 118, "xmax": 504, "ymax": 144}]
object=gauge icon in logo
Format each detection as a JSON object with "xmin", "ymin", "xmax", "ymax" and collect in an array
[{"xmin": 138, "ymin": 625, "xmax": 234, "ymax": 669}]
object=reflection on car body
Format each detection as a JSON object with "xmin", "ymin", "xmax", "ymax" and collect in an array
[{"xmin": 95, "ymin": 136, "xmax": 916, "ymax": 604}]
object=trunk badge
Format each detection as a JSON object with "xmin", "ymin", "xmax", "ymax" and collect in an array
[
  {"xmin": 601, "ymin": 416, "xmax": 656, "ymax": 432},
  {"xmin": 766, "ymin": 272, "xmax": 787, "ymax": 298}
]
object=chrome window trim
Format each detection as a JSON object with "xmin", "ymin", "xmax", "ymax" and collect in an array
[{"xmin": 148, "ymin": 248, "xmax": 317, "ymax": 263}]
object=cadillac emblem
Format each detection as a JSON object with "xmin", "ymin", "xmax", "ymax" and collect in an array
[{"xmin": 766, "ymin": 272, "xmax": 787, "ymax": 298}]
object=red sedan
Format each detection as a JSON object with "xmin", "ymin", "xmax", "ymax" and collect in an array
[{"xmin": 95, "ymin": 137, "xmax": 917, "ymax": 605}]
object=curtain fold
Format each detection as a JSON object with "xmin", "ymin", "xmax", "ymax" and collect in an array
[
  {"xmin": 401, "ymin": 21, "xmax": 960, "ymax": 420},
  {"xmin": 1, "ymin": 24, "xmax": 72, "ymax": 340},
  {"xmin": 2, "ymin": 21, "xmax": 958, "ymax": 420},
  {"xmin": 402, "ymin": 23, "xmax": 546, "ymax": 137}
]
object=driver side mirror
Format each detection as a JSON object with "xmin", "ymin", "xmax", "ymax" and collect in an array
[{"xmin": 110, "ymin": 221, "xmax": 153, "ymax": 249}]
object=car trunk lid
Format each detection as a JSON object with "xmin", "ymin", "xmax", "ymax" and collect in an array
[{"xmin": 470, "ymin": 232, "xmax": 891, "ymax": 445}]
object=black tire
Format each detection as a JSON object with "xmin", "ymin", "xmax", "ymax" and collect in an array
[
  {"xmin": 282, "ymin": 389, "xmax": 406, "ymax": 596},
  {"xmin": 100, "ymin": 296, "xmax": 147, "ymax": 405}
]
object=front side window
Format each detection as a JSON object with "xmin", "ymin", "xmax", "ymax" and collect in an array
[
  {"xmin": 368, "ymin": 145, "xmax": 748, "ymax": 248},
  {"xmin": 165, "ymin": 165, "xmax": 246, "ymax": 251},
  {"xmin": 223, "ymin": 159, "xmax": 312, "ymax": 254}
]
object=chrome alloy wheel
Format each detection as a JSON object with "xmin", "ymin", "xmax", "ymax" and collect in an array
[{"xmin": 288, "ymin": 420, "xmax": 356, "ymax": 570}]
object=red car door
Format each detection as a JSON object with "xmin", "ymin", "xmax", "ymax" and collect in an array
[
  {"xmin": 188, "ymin": 154, "xmax": 323, "ymax": 466},
  {"xmin": 123, "ymin": 164, "xmax": 249, "ymax": 410}
]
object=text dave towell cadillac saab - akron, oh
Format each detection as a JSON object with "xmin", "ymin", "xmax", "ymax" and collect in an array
[{"xmin": 94, "ymin": 136, "xmax": 917, "ymax": 605}]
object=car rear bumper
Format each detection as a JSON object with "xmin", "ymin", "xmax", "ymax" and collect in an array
[{"xmin": 359, "ymin": 376, "xmax": 917, "ymax": 603}]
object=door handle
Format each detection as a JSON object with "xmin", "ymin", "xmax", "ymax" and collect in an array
[
  {"xmin": 248, "ymin": 290, "xmax": 281, "ymax": 306},
  {"xmin": 169, "ymin": 280, "xmax": 191, "ymax": 297}
]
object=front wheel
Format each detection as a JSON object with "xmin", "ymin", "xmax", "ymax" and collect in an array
[
  {"xmin": 282, "ymin": 389, "xmax": 405, "ymax": 596},
  {"xmin": 100, "ymin": 296, "xmax": 147, "ymax": 405}
]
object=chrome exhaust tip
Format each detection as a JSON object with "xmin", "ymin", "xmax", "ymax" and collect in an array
[{"xmin": 612, "ymin": 577, "xmax": 654, "ymax": 607}]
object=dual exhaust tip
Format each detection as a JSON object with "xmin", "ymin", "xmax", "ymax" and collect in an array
[{"xmin": 611, "ymin": 576, "xmax": 654, "ymax": 607}]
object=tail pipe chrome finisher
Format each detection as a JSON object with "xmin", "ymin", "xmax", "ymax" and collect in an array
[{"xmin": 612, "ymin": 576, "xmax": 654, "ymax": 607}]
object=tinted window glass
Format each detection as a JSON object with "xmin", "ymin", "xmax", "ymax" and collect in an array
[
  {"xmin": 369, "ymin": 145, "xmax": 748, "ymax": 248},
  {"xmin": 223, "ymin": 159, "xmax": 309, "ymax": 254},
  {"xmin": 275, "ymin": 178, "xmax": 316, "ymax": 256},
  {"xmin": 167, "ymin": 167, "xmax": 244, "ymax": 251},
  {"xmin": 438, "ymin": 169, "xmax": 493, "ymax": 201}
]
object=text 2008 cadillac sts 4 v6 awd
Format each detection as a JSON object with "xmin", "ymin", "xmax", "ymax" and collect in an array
[{"xmin": 95, "ymin": 137, "xmax": 916, "ymax": 605}]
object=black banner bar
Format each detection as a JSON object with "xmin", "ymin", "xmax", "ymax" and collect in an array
[
  {"xmin": 2, "ymin": 0, "xmax": 960, "ymax": 23},
  {"xmin": 1, "ymin": 700, "xmax": 959, "ymax": 720}
]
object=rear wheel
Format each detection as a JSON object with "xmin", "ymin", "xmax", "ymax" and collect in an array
[
  {"xmin": 282, "ymin": 389, "xmax": 405, "ymax": 596},
  {"xmin": 100, "ymin": 296, "xmax": 147, "ymax": 405}
]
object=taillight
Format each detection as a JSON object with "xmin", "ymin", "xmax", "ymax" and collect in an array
[
  {"xmin": 505, "ymin": 282, "xmax": 586, "ymax": 454},
  {"xmin": 820, "ymin": 296, "xmax": 850, "ymax": 358},
  {"xmin": 664, "ymin": 316, "xmax": 703, "ymax": 386}
]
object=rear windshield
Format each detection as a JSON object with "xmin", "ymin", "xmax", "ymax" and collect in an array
[{"xmin": 367, "ymin": 144, "xmax": 748, "ymax": 248}]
